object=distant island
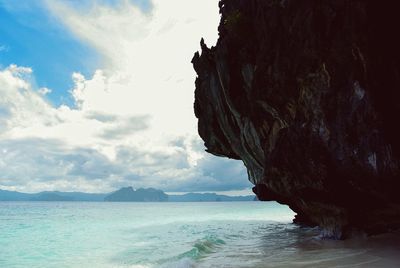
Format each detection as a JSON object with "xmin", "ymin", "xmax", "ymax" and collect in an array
[
  {"xmin": 104, "ymin": 187, "xmax": 168, "ymax": 202},
  {"xmin": 0, "ymin": 187, "xmax": 256, "ymax": 202}
]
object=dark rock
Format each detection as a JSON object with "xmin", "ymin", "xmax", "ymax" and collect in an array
[{"xmin": 193, "ymin": 0, "xmax": 400, "ymax": 239}]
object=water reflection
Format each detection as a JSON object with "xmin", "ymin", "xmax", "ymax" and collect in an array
[{"xmin": 256, "ymin": 225, "xmax": 400, "ymax": 268}]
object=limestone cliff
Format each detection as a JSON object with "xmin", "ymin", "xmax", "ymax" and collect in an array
[{"xmin": 193, "ymin": 0, "xmax": 400, "ymax": 238}]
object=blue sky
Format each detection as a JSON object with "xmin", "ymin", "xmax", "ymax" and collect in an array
[
  {"xmin": 0, "ymin": 0, "xmax": 152, "ymax": 106},
  {"xmin": 0, "ymin": 0, "xmax": 253, "ymax": 195},
  {"xmin": 0, "ymin": 0, "xmax": 100, "ymax": 106}
]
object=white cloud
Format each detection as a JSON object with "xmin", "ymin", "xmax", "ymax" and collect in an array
[
  {"xmin": 0, "ymin": 0, "xmax": 252, "ymax": 193},
  {"xmin": 38, "ymin": 87, "xmax": 52, "ymax": 95},
  {"xmin": 45, "ymin": 0, "xmax": 219, "ymax": 143}
]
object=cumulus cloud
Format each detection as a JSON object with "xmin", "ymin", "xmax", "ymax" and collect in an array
[
  {"xmin": 0, "ymin": 0, "xmax": 252, "ymax": 193},
  {"xmin": 99, "ymin": 115, "xmax": 150, "ymax": 139}
]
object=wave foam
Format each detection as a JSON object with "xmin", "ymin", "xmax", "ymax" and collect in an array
[{"xmin": 179, "ymin": 235, "xmax": 225, "ymax": 260}]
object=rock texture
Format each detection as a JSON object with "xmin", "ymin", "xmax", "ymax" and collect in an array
[{"xmin": 193, "ymin": 0, "xmax": 400, "ymax": 238}]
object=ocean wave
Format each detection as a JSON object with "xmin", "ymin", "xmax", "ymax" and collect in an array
[
  {"xmin": 158, "ymin": 235, "xmax": 226, "ymax": 268},
  {"xmin": 180, "ymin": 235, "xmax": 226, "ymax": 260}
]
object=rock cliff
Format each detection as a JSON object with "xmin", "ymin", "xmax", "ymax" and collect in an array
[{"xmin": 193, "ymin": 0, "xmax": 400, "ymax": 238}]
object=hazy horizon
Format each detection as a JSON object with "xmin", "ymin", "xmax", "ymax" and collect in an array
[{"xmin": 1, "ymin": 185, "xmax": 255, "ymax": 197}]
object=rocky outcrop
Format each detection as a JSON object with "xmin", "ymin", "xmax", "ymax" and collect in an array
[{"xmin": 193, "ymin": 0, "xmax": 400, "ymax": 238}]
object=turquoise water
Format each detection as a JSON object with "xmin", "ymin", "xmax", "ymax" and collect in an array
[{"xmin": 1, "ymin": 202, "xmax": 400, "ymax": 268}]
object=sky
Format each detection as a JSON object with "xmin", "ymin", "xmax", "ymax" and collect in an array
[{"xmin": 0, "ymin": 0, "xmax": 253, "ymax": 195}]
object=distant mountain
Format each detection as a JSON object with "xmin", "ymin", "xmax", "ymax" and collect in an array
[
  {"xmin": 0, "ymin": 189, "xmax": 106, "ymax": 201},
  {"xmin": 0, "ymin": 189, "xmax": 31, "ymax": 201},
  {"xmin": 104, "ymin": 187, "xmax": 168, "ymax": 202},
  {"xmin": 0, "ymin": 187, "xmax": 255, "ymax": 202},
  {"xmin": 30, "ymin": 193, "xmax": 74, "ymax": 201},
  {"xmin": 34, "ymin": 191, "xmax": 106, "ymax": 202},
  {"xmin": 169, "ymin": 193, "xmax": 255, "ymax": 202}
]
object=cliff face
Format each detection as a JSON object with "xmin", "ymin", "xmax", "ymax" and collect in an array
[{"xmin": 193, "ymin": 0, "xmax": 400, "ymax": 238}]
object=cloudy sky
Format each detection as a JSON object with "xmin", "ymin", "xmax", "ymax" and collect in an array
[{"xmin": 0, "ymin": 0, "xmax": 252, "ymax": 194}]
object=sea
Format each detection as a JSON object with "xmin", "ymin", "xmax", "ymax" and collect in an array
[{"xmin": 1, "ymin": 201, "xmax": 400, "ymax": 268}]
